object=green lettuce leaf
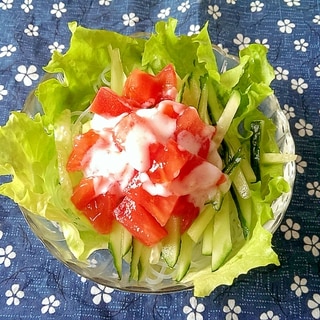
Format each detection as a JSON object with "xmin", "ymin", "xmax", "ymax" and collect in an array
[
  {"xmin": 36, "ymin": 22, "xmax": 145, "ymax": 122},
  {"xmin": 184, "ymin": 223, "xmax": 280, "ymax": 297}
]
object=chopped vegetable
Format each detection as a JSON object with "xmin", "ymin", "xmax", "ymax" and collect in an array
[{"xmin": 0, "ymin": 18, "xmax": 295, "ymax": 297}]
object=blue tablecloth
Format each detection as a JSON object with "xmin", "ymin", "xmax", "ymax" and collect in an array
[{"xmin": 0, "ymin": 1, "xmax": 319, "ymax": 319}]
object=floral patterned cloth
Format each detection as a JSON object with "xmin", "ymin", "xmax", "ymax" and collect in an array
[{"xmin": 0, "ymin": 1, "xmax": 319, "ymax": 319}]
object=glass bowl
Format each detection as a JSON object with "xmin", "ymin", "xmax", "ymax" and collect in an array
[{"xmin": 20, "ymin": 46, "xmax": 296, "ymax": 294}]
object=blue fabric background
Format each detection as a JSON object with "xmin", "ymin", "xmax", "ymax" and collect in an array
[{"xmin": 0, "ymin": 1, "xmax": 319, "ymax": 319}]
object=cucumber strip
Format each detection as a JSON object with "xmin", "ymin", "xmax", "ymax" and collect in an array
[
  {"xmin": 149, "ymin": 243, "xmax": 162, "ymax": 264},
  {"xmin": 223, "ymin": 147, "xmax": 243, "ymax": 176},
  {"xmin": 261, "ymin": 152, "xmax": 297, "ymax": 164},
  {"xmin": 187, "ymin": 204, "xmax": 216, "ymax": 243},
  {"xmin": 122, "ymin": 226, "xmax": 133, "ymax": 257},
  {"xmin": 201, "ymin": 218, "xmax": 214, "ymax": 256},
  {"xmin": 211, "ymin": 193, "xmax": 232, "ymax": 271},
  {"xmin": 230, "ymin": 185, "xmax": 252, "ymax": 238},
  {"xmin": 161, "ymin": 216, "xmax": 181, "ymax": 268},
  {"xmin": 250, "ymin": 120, "xmax": 263, "ymax": 181},
  {"xmin": 239, "ymin": 158, "xmax": 257, "ymax": 184},
  {"xmin": 108, "ymin": 221, "xmax": 129, "ymax": 278},
  {"xmin": 174, "ymin": 233, "xmax": 194, "ymax": 282},
  {"xmin": 107, "ymin": 45, "xmax": 126, "ymax": 95},
  {"xmin": 197, "ymin": 81, "xmax": 211, "ymax": 125},
  {"xmin": 214, "ymin": 91, "xmax": 241, "ymax": 145},
  {"xmin": 130, "ymin": 238, "xmax": 151, "ymax": 281}
]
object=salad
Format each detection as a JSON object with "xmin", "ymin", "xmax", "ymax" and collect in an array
[{"xmin": 0, "ymin": 19, "xmax": 295, "ymax": 297}]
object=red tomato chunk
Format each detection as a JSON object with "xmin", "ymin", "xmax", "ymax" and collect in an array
[{"xmin": 66, "ymin": 64, "xmax": 225, "ymax": 247}]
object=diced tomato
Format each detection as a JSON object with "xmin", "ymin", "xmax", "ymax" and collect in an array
[
  {"xmin": 157, "ymin": 100, "xmax": 187, "ymax": 119},
  {"xmin": 175, "ymin": 107, "xmax": 216, "ymax": 158},
  {"xmin": 90, "ymin": 87, "xmax": 137, "ymax": 117},
  {"xmin": 82, "ymin": 192, "xmax": 121, "ymax": 234},
  {"xmin": 156, "ymin": 64, "xmax": 178, "ymax": 99},
  {"xmin": 148, "ymin": 139, "xmax": 192, "ymax": 183},
  {"xmin": 71, "ymin": 177, "xmax": 97, "ymax": 210},
  {"xmin": 126, "ymin": 184, "xmax": 179, "ymax": 226},
  {"xmin": 171, "ymin": 195, "xmax": 199, "ymax": 234},
  {"xmin": 122, "ymin": 64, "xmax": 177, "ymax": 107},
  {"xmin": 171, "ymin": 154, "xmax": 226, "ymax": 196},
  {"xmin": 113, "ymin": 196, "xmax": 168, "ymax": 246},
  {"xmin": 176, "ymin": 154, "xmax": 204, "ymax": 181},
  {"xmin": 67, "ymin": 129, "xmax": 100, "ymax": 172}
]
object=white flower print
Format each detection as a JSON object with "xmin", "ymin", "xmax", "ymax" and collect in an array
[
  {"xmin": 277, "ymin": 19, "xmax": 295, "ymax": 34},
  {"xmin": 255, "ymin": 38, "xmax": 269, "ymax": 49},
  {"xmin": 157, "ymin": 7, "xmax": 170, "ymax": 19},
  {"xmin": 294, "ymin": 39, "xmax": 309, "ymax": 52},
  {"xmin": 0, "ymin": 245, "xmax": 16, "ymax": 267},
  {"xmin": 304, "ymin": 235, "xmax": 320, "ymax": 256},
  {"xmin": 250, "ymin": 1, "xmax": 264, "ymax": 13},
  {"xmin": 5, "ymin": 284, "xmax": 25, "ymax": 306},
  {"xmin": 226, "ymin": 0, "xmax": 237, "ymax": 4},
  {"xmin": 275, "ymin": 67, "xmax": 289, "ymax": 81},
  {"xmin": 280, "ymin": 218, "xmax": 300, "ymax": 240},
  {"xmin": 91, "ymin": 284, "xmax": 114, "ymax": 305},
  {"xmin": 0, "ymin": 0, "xmax": 13, "ymax": 10},
  {"xmin": 41, "ymin": 295, "xmax": 60, "ymax": 314},
  {"xmin": 284, "ymin": 0, "xmax": 300, "ymax": 6},
  {"xmin": 295, "ymin": 118, "xmax": 313, "ymax": 137},
  {"xmin": 99, "ymin": 0, "xmax": 112, "ymax": 5},
  {"xmin": 24, "ymin": 24, "xmax": 39, "ymax": 37},
  {"xmin": 208, "ymin": 5, "xmax": 221, "ymax": 20},
  {"xmin": 48, "ymin": 41, "xmax": 65, "ymax": 53},
  {"xmin": 283, "ymin": 103, "xmax": 296, "ymax": 119},
  {"xmin": 306, "ymin": 182, "xmax": 320, "ymax": 198},
  {"xmin": 314, "ymin": 64, "xmax": 320, "ymax": 77},
  {"xmin": 290, "ymin": 275, "xmax": 309, "ymax": 297},
  {"xmin": 87, "ymin": 257, "xmax": 98, "ymax": 268},
  {"xmin": 122, "ymin": 13, "xmax": 139, "ymax": 27},
  {"xmin": 187, "ymin": 24, "xmax": 200, "ymax": 36},
  {"xmin": 0, "ymin": 44, "xmax": 16, "ymax": 58},
  {"xmin": 291, "ymin": 78, "xmax": 308, "ymax": 94},
  {"xmin": 15, "ymin": 65, "xmax": 39, "ymax": 87},
  {"xmin": 178, "ymin": 0, "xmax": 190, "ymax": 13},
  {"xmin": 50, "ymin": 2, "xmax": 67, "ymax": 18},
  {"xmin": 0, "ymin": 85, "xmax": 8, "ymax": 101},
  {"xmin": 233, "ymin": 34, "xmax": 251, "ymax": 50},
  {"xmin": 260, "ymin": 310, "xmax": 280, "ymax": 320},
  {"xmin": 295, "ymin": 155, "xmax": 307, "ymax": 174},
  {"xmin": 217, "ymin": 43, "xmax": 229, "ymax": 54},
  {"xmin": 21, "ymin": 0, "xmax": 33, "ymax": 13},
  {"xmin": 308, "ymin": 293, "xmax": 320, "ymax": 319},
  {"xmin": 0, "ymin": 230, "xmax": 3, "ymax": 239},
  {"xmin": 223, "ymin": 299, "xmax": 242, "ymax": 320},
  {"xmin": 183, "ymin": 296, "xmax": 205, "ymax": 320},
  {"xmin": 78, "ymin": 274, "xmax": 87, "ymax": 283},
  {"xmin": 313, "ymin": 15, "xmax": 320, "ymax": 25}
]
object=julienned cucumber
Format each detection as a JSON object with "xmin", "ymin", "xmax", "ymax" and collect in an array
[
  {"xmin": 108, "ymin": 221, "xmax": 132, "ymax": 278},
  {"xmin": 250, "ymin": 120, "xmax": 263, "ymax": 182},
  {"xmin": 161, "ymin": 216, "xmax": 181, "ymax": 268},
  {"xmin": 174, "ymin": 233, "xmax": 194, "ymax": 281},
  {"xmin": 210, "ymin": 193, "xmax": 232, "ymax": 271}
]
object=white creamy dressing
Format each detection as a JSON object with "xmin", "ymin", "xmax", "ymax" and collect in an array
[
  {"xmin": 136, "ymin": 108, "xmax": 176, "ymax": 145},
  {"xmin": 91, "ymin": 113, "xmax": 128, "ymax": 130},
  {"xmin": 124, "ymin": 124, "xmax": 156, "ymax": 172},
  {"xmin": 170, "ymin": 161, "xmax": 222, "ymax": 196},
  {"xmin": 157, "ymin": 100, "xmax": 186, "ymax": 115},
  {"xmin": 176, "ymin": 130, "xmax": 201, "ymax": 155},
  {"xmin": 82, "ymin": 100, "xmax": 222, "ymax": 202},
  {"xmin": 139, "ymin": 172, "xmax": 172, "ymax": 197}
]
